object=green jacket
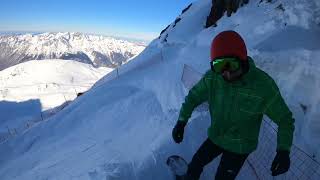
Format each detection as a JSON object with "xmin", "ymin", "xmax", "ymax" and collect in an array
[{"xmin": 178, "ymin": 57, "xmax": 295, "ymax": 154}]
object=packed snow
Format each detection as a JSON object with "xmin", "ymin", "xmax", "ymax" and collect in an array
[
  {"xmin": 0, "ymin": 60, "xmax": 112, "ymax": 143},
  {"xmin": 0, "ymin": 0, "xmax": 319, "ymax": 179}
]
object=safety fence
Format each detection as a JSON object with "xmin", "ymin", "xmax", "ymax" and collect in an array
[
  {"xmin": 248, "ymin": 119, "xmax": 320, "ymax": 180},
  {"xmin": 181, "ymin": 64, "xmax": 320, "ymax": 180}
]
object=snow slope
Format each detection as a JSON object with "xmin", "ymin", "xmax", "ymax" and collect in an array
[
  {"xmin": 0, "ymin": 32, "xmax": 146, "ymax": 70},
  {"xmin": 0, "ymin": 60, "xmax": 112, "ymax": 140},
  {"xmin": 0, "ymin": 0, "xmax": 319, "ymax": 179}
]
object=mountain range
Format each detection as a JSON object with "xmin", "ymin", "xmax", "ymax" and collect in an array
[{"xmin": 0, "ymin": 32, "xmax": 146, "ymax": 70}]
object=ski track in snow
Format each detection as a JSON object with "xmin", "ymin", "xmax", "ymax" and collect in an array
[{"xmin": 0, "ymin": 0, "xmax": 319, "ymax": 179}]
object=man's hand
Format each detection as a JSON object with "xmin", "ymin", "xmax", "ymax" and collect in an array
[
  {"xmin": 172, "ymin": 121, "xmax": 187, "ymax": 143},
  {"xmin": 271, "ymin": 150, "xmax": 290, "ymax": 176}
]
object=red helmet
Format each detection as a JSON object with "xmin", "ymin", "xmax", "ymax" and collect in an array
[{"xmin": 210, "ymin": 31, "xmax": 247, "ymax": 61}]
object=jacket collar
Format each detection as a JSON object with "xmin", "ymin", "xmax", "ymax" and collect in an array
[
  {"xmin": 231, "ymin": 57, "xmax": 256, "ymax": 87},
  {"xmin": 242, "ymin": 57, "xmax": 256, "ymax": 79}
]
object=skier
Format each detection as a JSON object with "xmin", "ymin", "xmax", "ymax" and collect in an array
[
  {"xmin": 172, "ymin": 31, "xmax": 294, "ymax": 180},
  {"xmin": 206, "ymin": 0, "xmax": 250, "ymax": 28}
]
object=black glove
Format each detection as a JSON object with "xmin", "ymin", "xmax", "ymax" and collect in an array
[
  {"xmin": 271, "ymin": 150, "xmax": 290, "ymax": 176},
  {"xmin": 172, "ymin": 121, "xmax": 187, "ymax": 143}
]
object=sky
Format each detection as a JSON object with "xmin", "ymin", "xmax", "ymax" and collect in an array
[{"xmin": 0, "ymin": 0, "xmax": 194, "ymax": 41}]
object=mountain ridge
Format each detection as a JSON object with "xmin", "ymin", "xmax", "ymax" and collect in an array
[{"xmin": 0, "ymin": 32, "xmax": 146, "ymax": 70}]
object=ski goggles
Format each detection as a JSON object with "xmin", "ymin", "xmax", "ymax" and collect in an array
[{"xmin": 210, "ymin": 57, "xmax": 241, "ymax": 73}]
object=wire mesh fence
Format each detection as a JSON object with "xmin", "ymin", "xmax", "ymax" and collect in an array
[{"xmin": 248, "ymin": 119, "xmax": 320, "ymax": 180}]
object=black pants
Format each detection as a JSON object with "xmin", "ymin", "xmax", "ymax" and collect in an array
[{"xmin": 187, "ymin": 138, "xmax": 249, "ymax": 180}]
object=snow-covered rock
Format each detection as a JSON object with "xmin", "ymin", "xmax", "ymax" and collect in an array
[{"xmin": 0, "ymin": 32, "xmax": 146, "ymax": 70}]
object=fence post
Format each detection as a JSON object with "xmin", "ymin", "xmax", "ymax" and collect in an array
[
  {"xmin": 116, "ymin": 68, "xmax": 119, "ymax": 77},
  {"xmin": 6, "ymin": 126, "xmax": 12, "ymax": 136},
  {"xmin": 161, "ymin": 49, "xmax": 165, "ymax": 62},
  {"xmin": 63, "ymin": 94, "xmax": 67, "ymax": 102},
  {"xmin": 73, "ymin": 87, "xmax": 78, "ymax": 96},
  {"xmin": 6, "ymin": 126, "xmax": 10, "ymax": 135},
  {"xmin": 41, "ymin": 112, "xmax": 44, "ymax": 121}
]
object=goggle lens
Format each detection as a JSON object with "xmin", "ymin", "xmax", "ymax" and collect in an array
[{"xmin": 211, "ymin": 58, "xmax": 240, "ymax": 73}]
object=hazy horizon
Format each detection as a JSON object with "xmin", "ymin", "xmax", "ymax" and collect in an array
[
  {"xmin": 0, "ymin": 31, "xmax": 152, "ymax": 44},
  {"xmin": 0, "ymin": 0, "xmax": 194, "ymax": 41}
]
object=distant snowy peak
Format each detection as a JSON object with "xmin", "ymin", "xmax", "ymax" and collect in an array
[{"xmin": 0, "ymin": 32, "xmax": 146, "ymax": 70}]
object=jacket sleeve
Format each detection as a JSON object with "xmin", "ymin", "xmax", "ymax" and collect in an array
[
  {"xmin": 264, "ymin": 80, "xmax": 295, "ymax": 152},
  {"xmin": 178, "ymin": 75, "xmax": 209, "ymax": 123}
]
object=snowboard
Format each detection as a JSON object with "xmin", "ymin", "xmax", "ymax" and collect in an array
[{"xmin": 166, "ymin": 155, "xmax": 188, "ymax": 180}]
